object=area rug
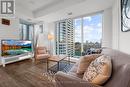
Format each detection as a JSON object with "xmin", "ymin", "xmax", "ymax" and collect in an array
[
  {"xmin": 42, "ymin": 61, "xmax": 74, "ymax": 82},
  {"xmin": 49, "ymin": 61, "xmax": 74, "ymax": 73}
]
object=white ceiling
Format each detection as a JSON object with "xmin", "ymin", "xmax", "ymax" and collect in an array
[
  {"xmin": 16, "ymin": 0, "xmax": 61, "ymax": 12},
  {"xmin": 16, "ymin": 0, "xmax": 86, "ymax": 14},
  {"xmin": 16, "ymin": 0, "xmax": 115, "ymax": 22}
]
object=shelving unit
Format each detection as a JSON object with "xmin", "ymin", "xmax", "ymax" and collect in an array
[{"xmin": 1, "ymin": 53, "xmax": 33, "ymax": 67}]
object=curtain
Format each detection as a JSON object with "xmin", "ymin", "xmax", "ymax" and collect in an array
[{"xmin": 32, "ymin": 24, "xmax": 44, "ymax": 59}]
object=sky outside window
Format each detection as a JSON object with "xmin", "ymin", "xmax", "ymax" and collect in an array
[
  {"xmin": 83, "ymin": 14, "xmax": 102, "ymax": 43},
  {"xmin": 74, "ymin": 13, "xmax": 102, "ymax": 57},
  {"xmin": 74, "ymin": 14, "xmax": 102, "ymax": 43},
  {"xmin": 74, "ymin": 18, "xmax": 82, "ymax": 43}
]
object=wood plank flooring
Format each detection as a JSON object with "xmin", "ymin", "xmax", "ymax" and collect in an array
[{"xmin": 0, "ymin": 59, "xmax": 55, "ymax": 87}]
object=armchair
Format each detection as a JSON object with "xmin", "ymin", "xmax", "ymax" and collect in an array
[{"xmin": 35, "ymin": 46, "xmax": 50, "ymax": 61}]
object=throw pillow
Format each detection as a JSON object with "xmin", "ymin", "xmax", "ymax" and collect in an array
[
  {"xmin": 76, "ymin": 54, "xmax": 102, "ymax": 75},
  {"xmin": 83, "ymin": 55, "xmax": 112, "ymax": 85}
]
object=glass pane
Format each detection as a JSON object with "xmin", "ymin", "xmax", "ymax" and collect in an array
[
  {"xmin": 22, "ymin": 24, "xmax": 27, "ymax": 40},
  {"xmin": 19, "ymin": 24, "xmax": 23, "ymax": 40},
  {"xmin": 28, "ymin": 25, "xmax": 33, "ymax": 40},
  {"xmin": 83, "ymin": 14, "xmax": 102, "ymax": 55},
  {"xmin": 74, "ymin": 18, "xmax": 82, "ymax": 57}
]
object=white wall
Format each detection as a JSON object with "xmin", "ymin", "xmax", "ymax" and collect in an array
[
  {"xmin": 0, "ymin": 18, "xmax": 20, "ymax": 63},
  {"xmin": 102, "ymin": 8, "xmax": 112, "ymax": 48},
  {"xmin": 0, "ymin": 4, "xmax": 33, "ymax": 40},
  {"xmin": 0, "ymin": 18, "xmax": 20, "ymax": 40},
  {"xmin": 112, "ymin": 0, "xmax": 130, "ymax": 55},
  {"xmin": 112, "ymin": 0, "xmax": 120, "ymax": 50}
]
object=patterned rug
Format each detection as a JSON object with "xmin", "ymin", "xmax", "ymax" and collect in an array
[
  {"xmin": 42, "ymin": 61, "xmax": 74, "ymax": 82},
  {"xmin": 49, "ymin": 61, "xmax": 74, "ymax": 73}
]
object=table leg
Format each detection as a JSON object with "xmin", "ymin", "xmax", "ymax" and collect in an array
[
  {"xmin": 57, "ymin": 62, "xmax": 60, "ymax": 71},
  {"xmin": 2, "ymin": 59, "xmax": 5, "ymax": 67},
  {"xmin": 47, "ymin": 59, "xmax": 49, "ymax": 72}
]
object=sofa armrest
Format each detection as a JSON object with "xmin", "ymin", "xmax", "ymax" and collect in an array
[{"xmin": 55, "ymin": 71, "xmax": 102, "ymax": 87}]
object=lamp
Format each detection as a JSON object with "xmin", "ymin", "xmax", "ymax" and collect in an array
[
  {"xmin": 48, "ymin": 33, "xmax": 54, "ymax": 40},
  {"xmin": 48, "ymin": 33, "xmax": 54, "ymax": 55}
]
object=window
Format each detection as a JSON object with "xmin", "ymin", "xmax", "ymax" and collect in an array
[
  {"xmin": 83, "ymin": 14, "xmax": 102, "ymax": 52},
  {"xmin": 55, "ymin": 13, "xmax": 102, "ymax": 58},
  {"xmin": 74, "ymin": 18, "xmax": 82, "ymax": 56},
  {"xmin": 20, "ymin": 23, "xmax": 33, "ymax": 40},
  {"xmin": 74, "ymin": 13, "xmax": 102, "ymax": 57},
  {"xmin": 55, "ymin": 19, "xmax": 74, "ymax": 57}
]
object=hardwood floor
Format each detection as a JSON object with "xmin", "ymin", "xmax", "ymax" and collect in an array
[{"xmin": 0, "ymin": 59, "xmax": 55, "ymax": 87}]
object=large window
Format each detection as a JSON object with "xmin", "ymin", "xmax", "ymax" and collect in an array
[
  {"xmin": 74, "ymin": 18, "xmax": 82, "ymax": 56},
  {"xmin": 74, "ymin": 13, "xmax": 102, "ymax": 57},
  {"xmin": 20, "ymin": 23, "xmax": 33, "ymax": 40},
  {"xmin": 55, "ymin": 13, "xmax": 102, "ymax": 58}
]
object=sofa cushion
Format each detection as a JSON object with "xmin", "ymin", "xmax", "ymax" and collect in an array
[
  {"xmin": 83, "ymin": 55, "xmax": 112, "ymax": 85},
  {"xmin": 76, "ymin": 54, "xmax": 102, "ymax": 75}
]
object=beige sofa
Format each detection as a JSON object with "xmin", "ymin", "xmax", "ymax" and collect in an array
[{"xmin": 55, "ymin": 48, "xmax": 130, "ymax": 87}]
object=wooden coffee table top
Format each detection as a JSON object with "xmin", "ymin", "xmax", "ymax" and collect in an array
[{"xmin": 48, "ymin": 55, "xmax": 67, "ymax": 62}]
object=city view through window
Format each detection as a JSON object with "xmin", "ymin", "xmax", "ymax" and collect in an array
[
  {"xmin": 74, "ymin": 13, "xmax": 102, "ymax": 57},
  {"xmin": 55, "ymin": 13, "xmax": 102, "ymax": 58}
]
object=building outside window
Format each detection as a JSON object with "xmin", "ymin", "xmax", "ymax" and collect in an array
[
  {"xmin": 55, "ymin": 19, "xmax": 74, "ymax": 57},
  {"xmin": 55, "ymin": 13, "xmax": 102, "ymax": 58},
  {"xmin": 74, "ymin": 13, "xmax": 102, "ymax": 57}
]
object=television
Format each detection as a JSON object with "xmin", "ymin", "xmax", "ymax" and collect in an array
[{"xmin": 1, "ymin": 40, "xmax": 32, "ymax": 57}]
